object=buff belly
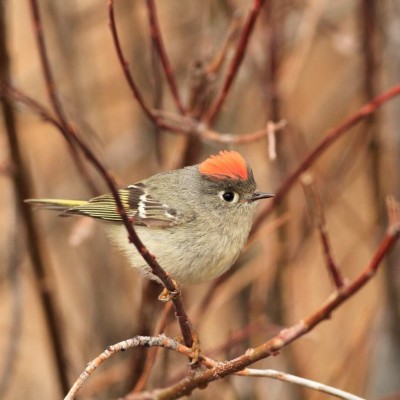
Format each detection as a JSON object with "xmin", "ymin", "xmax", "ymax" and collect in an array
[{"xmin": 105, "ymin": 224, "xmax": 248, "ymax": 284}]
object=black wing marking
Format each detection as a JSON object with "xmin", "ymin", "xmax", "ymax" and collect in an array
[{"xmin": 63, "ymin": 184, "xmax": 180, "ymax": 227}]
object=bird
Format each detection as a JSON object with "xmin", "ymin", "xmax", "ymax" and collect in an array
[{"xmin": 26, "ymin": 150, "xmax": 273, "ymax": 286}]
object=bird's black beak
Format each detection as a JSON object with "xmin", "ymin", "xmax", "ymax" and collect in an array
[{"xmin": 247, "ymin": 191, "xmax": 274, "ymax": 202}]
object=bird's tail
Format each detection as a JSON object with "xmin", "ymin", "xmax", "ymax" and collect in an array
[{"xmin": 24, "ymin": 198, "xmax": 88, "ymax": 215}]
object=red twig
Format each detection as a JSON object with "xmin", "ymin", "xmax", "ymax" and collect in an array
[
  {"xmin": 108, "ymin": 0, "xmax": 159, "ymax": 124},
  {"xmin": 318, "ymin": 226, "xmax": 344, "ymax": 288},
  {"xmin": 146, "ymin": 0, "xmax": 186, "ymax": 115},
  {"xmin": 1, "ymin": 84, "xmax": 64, "ymax": 129},
  {"xmin": 153, "ymin": 110, "xmax": 286, "ymax": 144},
  {"xmin": 2, "ymin": 81, "xmax": 284, "ymax": 148},
  {"xmin": 29, "ymin": 0, "xmax": 68, "ymax": 130},
  {"xmin": 204, "ymin": 0, "xmax": 266, "ymax": 125},
  {"xmin": 3, "ymin": 80, "xmax": 200, "ymax": 388},
  {"xmin": 301, "ymin": 173, "xmax": 345, "ymax": 288},
  {"xmin": 2, "ymin": 80, "xmax": 195, "ymax": 349},
  {"xmin": 132, "ymin": 302, "xmax": 173, "ymax": 393},
  {"xmin": 1, "ymin": 2, "xmax": 71, "ymax": 394},
  {"xmin": 148, "ymin": 199, "xmax": 400, "ymax": 399},
  {"xmin": 66, "ymin": 335, "xmax": 195, "ymax": 400},
  {"xmin": 29, "ymin": 0, "xmax": 99, "ymax": 195},
  {"xmin": 68, "ymin": 196, "xmax": 400, "ymax": 400},
  {"xmin": 252, "ymin": 84, "xmax": 400, "ymax": 234},
  {"xmin": 59, "ymin": 115, "xmax": 194, "ymax": 347}
]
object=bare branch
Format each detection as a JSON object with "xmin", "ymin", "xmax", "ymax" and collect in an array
[
  {"xmin": 0, "ymin": 199, "xmax": 23, "ymax": 399},
  {"xmin": 65, "ymin": 335, "xmax": 194, "ymax": 400},
  {"xmin": 252, "ymin": 84, "xmax": 400, "ymax": 234},
  {"xmin": 206, "ymin": 11, "xmax": 243, "ymax": 76},
  {"xmin": 108, "ymin": 0, "xmax": 159, "ymax": 124},
  {"xmin": 132, "ymin": 303, "xmax": 173, "ymax": 393},
  {"xmin": 153, "ymin": 109, "xmax": 287, "ymax": 144},
  {"xmin": 4, "ymin": 79, "xmax": 198, "ymax": 368},
  {"xmin": 29, "ymin": 0, "xmax": 99, "ymax": 195},
  {"xmin": 238, "ymin": 369, "xmax": 365, "ymax": 400},
  {"xmin": 0, "ymin": 2, "xmax": 70, "ymax": 393},
  {"xmin": 0, "ymin": 82, "xmax": 196, "ymax": 351},
  {"xmin": 204, "ymin": 0, "xmax": 266, "ymax": 125},
  {"xmin": 146, "ymin": 0, "xmax": 185, "ymax": 114},
  {"xmin": 148, "ymin": 198, "xmax": 400, "ymax": 399},
  {"xmin": 301, "ymin": 172, "xmax": 345, "ymax": 288}
]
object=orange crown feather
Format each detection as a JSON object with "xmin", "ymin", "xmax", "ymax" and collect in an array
[{"xmin": 199, "ymin": 150, "xmax": 248, "ymax": 181}]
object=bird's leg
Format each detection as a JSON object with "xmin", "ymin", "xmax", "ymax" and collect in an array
[
  {"xmin": 158, "ymin": 279, "xmax": 180, "ymax": 302},
  {"xmin": 157, "ymin": 282, "xmax": 202, "ymax": 364}
]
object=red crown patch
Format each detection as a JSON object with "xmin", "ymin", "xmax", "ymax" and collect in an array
[{"xmin": 199, "ymin": 150, "xmax": 248, "ymax": 180}]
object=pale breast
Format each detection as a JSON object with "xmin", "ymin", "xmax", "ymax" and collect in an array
[{"xmin": 105, "ymin": 220, "xmax": 251, "ymax": 284}]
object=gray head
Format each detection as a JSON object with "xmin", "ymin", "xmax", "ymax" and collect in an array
[{"xmin": 194, "ymin": 150, "xmax": 273, "ymax": 215}]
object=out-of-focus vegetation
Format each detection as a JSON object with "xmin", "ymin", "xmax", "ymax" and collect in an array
[{"xmin": 1, "ymin": 1, "xmax": 400, "ymax": 399}]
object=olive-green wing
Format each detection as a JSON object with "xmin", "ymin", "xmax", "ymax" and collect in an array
[{"xmin": 63, "ymin": 185, "xmax": 180, "ymax": 227}]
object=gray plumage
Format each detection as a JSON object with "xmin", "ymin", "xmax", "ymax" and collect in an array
[{"xmin": 25, "ymin": 152, "xmax": 273, "ymax": 284}]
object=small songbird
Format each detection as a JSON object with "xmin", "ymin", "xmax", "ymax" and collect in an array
[{"xmin": 26, "ymin": 151, "xmax": 273, "ymax": 285}]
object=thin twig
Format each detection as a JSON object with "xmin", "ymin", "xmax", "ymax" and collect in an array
[
  {"xmin": 1, "ymin": 81, "xmax": 196, "ymax": 350},
  {"xmin": 191, "ymin": 213, "xmax": 289, "ymax": 326},
  {"xmin": 146, "ymin": 0, "xmax": 185, "ymax": 114},
  {"xmin": 301, "ymin": 172, "xmax": 345, "ymax": 288},
  {"xmin": 1, "ymin": 84, "xmax": 67, "ymax": 131},
  {"xmin": 153, "ymin": 109, "xmax": 287, "ymax": 144},
  {"xmin": 132, "ymin": 303, "xmax": 173, "ymax": 393},
  {"xmin": 206, "ymin": 11, "xmax": 242, "ymax": 76},
  {"xmin": 64, "ymin": 335, "xmax": 194, "ymax": 400},
  {"xmin": 238, "ymin": 369, "xmax": 365, "ymax": 400},
  {"xmin": 148, "ymin": 198, "xmax": 400, "ymax": 399},
  {"xmin": 204, "ymin": 0, "xmax": 266, "ymax": 125},
  {"xmin": 0, "ymin": 195, "xmax": 23, "ymax": 399},
  {"xmin": 252, "ymin": 84, "xmax": 400, "ymax": 234},
  {"xmin": 108, "ymin": 0, "xmax": 159, "ymax": 124},
  {"xmin": 0, "ymin": 2, "xmax": 70, "ymax": 394},
  {"xmin": 29, "ymin": 0, "xmax": 99, "ymax": 195},
  {"xmin": 279, "ymin": 0, "xmax": 326, "ymax": 99},
  {"xmin": 200, "ymin": 120, "xmax": 287, "ymax": 144},
  {"xmin": 4, "ymin": 81, "xmax": 278, "ymax": 147}
]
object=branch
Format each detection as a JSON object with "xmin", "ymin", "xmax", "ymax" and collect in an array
[
  {"xmin": 29, "ymin": 0, "xmax": 99, "ymax": 195},
  {"xmin": 131, "ymin": 303, "xmax": 173, "ymax": 393},
  {"xmin": 252, "ymin": 84, "xmax": 400, "ymax": 234},
  {"xmin": 3, "ymin": 81, "xmax": 195, "ymax": 365},
  {"xmin": 153, "ymin": 109, "xmax": 286, "ymax": 144},
  {"xmin": 108, "ymin": 0, "xmax": 159, "ymax": 124},
  {"xmin": 204, "ymin": 0, "xmax": 266, "ymax": 125},
  {"xmin": 0, "ymin": 82, "xmax": 195, "ymax": 352},
  {"xmin": 145, "ymin": 0, "xmax": 185, "ymax": 114},
  {"xmin": 0, "ymin": 199, "xmax": 23, "ymax": 399},
  {"xmin": 0, "ymin": 84, "xmax": 67, "ymax": 132},
  {"xmin": 238, "ymin": 369, "xmax": 365, "ymax": 400},
  {"xmin": 5, "ymin": 78, "xmax": 199, "ymax": 386},
  {"xmin": 148, "ymin": 197, "xmax": 400, "ymax": 399},
  {"xmin": 206, "ymin": 11, "xmax": 243, "ymax": 76},
  {"xmin": 301, "ymin": 172, "xmax": 345, "ymax": 288},
  {"xmin": 64, "ymin": 335, "xmax": 194, "ymax": 400},
  {"xmin": 0, "ymin": 2, "xmax": 70, "ymax": 393}
]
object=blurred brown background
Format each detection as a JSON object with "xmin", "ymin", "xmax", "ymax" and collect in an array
[{"xmin": 1, "ymin": 1, "xmax": 400, "ymax": 399}]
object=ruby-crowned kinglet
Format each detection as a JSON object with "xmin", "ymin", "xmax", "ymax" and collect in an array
[{"xmin": 26, "ymin": 151, "xmax": 273, "ymax": 284}]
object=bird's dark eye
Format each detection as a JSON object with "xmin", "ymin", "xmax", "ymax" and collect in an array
[
  {"xmin": 219, "ymin": 190, "xmax": 239, "ymax": 203},
  {"xmin": 222, "ymin": 192, "xmax": 235, "ymax": 202}
]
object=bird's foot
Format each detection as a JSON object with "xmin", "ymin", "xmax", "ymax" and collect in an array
[
  {"xmin": 175, "ymin": 329, "xmax": 201, "ymax": 365},
  {"xmin": 158, "ymin": 280, "xmax": 180, "ymax": 302},
  {"xmin": 188, "ymin": 329, "xmax": 201, "ymax": 365}
]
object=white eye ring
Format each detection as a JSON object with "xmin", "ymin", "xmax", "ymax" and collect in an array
[{"xmin": 219, "ymin": 190, "xmax": 239, "ymax": 203}]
